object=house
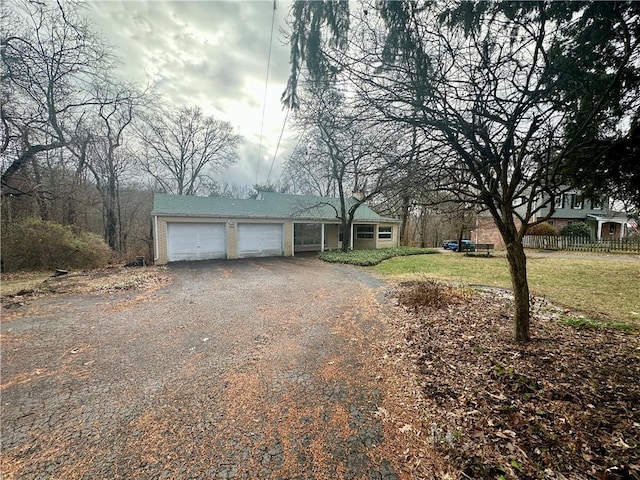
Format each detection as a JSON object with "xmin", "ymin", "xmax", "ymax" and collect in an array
[
  {"xmin": 535, "ymin": 191, "xmax": 630, "ymax": 240},
  {"xmin": 471, "ymin": 191, "xmax": 631, "ymax": 247},
  {"xmin": 151, "ymin": 192, "xmax": 400, "ymax": 264}
]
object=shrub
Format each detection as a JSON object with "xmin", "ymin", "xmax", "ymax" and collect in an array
[
  {"xmin": 1, "ymin": 218, "xmax": 112, "ymax": 271},
  {"xmin": 526, "ymin": 222, "xmax": 558, "ymax": 236},
  {"xmin": 560, "ymin": 222, "xmax": 592, "ymax": 238},
  {"xmin": 318, "ymin": 247, "xmax": 438, "ymax": 266},
  {"xmin": 397, "ymin": 280, "xmax": 473, "ymax": 311}
]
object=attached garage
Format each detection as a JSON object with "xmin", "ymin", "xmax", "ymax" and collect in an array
[
  {"xmin": 152, "ymin": 192, "xmax": 399, "ymax": 264},
  {"xmin": 166, "ymin": 222, "xmax": 226, "ymax": 261},
  {"xmin": 237, "ymin": 223, "xmax": 283, "ymax": 258}
]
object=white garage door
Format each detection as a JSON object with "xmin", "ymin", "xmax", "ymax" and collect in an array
[
  {"xmin": 167, "ymin": 223, "xmax": 226, "ymax": 261},
  {"xmin": 238, "ymin": 224, "xmax": 283, "ymax": 258}
]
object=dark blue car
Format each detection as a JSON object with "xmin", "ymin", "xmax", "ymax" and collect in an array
[{"xmin": 447, "ymin": 240, "xmax": 475, "ymax": 252}]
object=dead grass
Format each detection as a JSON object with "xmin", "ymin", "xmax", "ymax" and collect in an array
[{"xmin": 1, "ymin": 266, "xmax": 171, "ymax": 302}]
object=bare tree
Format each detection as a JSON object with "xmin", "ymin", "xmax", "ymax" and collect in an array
[
  {"xmin": 84, "ymin": 83, "xmax": 147, "ymax": 250},
  {"xmin": 135, "ymin": 106, "xmax": 242, "ymax": 196},
  {"xmin": 284, "ymin": 1, "xmax": 640, "ymax": 341},
  {"xmin": 282, "ymin": 139, "xmax": 337, "ymax": 197},
  {"xmin": 291, "ymin": 83, "xmax": 403, "ymax": 251},
  {"xmin": 1, "ymin": 0, "xmax": 110, "ymax": 193}
]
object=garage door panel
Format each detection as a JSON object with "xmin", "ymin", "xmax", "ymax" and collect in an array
[
  {"xmin": 238, "ymin": 224, "xmax": 283, "ymax": 258},
  {"xmin": 167, "ymin": 223, "xmax": 226, "ymax": 261}
]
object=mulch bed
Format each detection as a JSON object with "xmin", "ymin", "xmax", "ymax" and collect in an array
[{"xmin": 389, "ymin": 280, "xmax": 640, "ymax": 479}]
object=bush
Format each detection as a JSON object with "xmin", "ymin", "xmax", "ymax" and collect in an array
[
  {"xmin": 318, "ymin": 247, "xmax": 438, "ymax": 266},
  {"xmin": 397, "ymin": 280, "xmax": 473, "ymax": 311},
  {"xmin": 526, "ymin": 222, "xmax": 558, "ymax": 236},
  {"xmin": 560, "ymin": 222, "xmax": 592, "ymax": 238},
  {"xmin": 1, "ymin": 218, "xmax": 112, "ymax": 271}
]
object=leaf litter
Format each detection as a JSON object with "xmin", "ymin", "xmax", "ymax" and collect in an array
[
  {"xmin": 1, "ymin": 266, "xmax": 171, "ymax": 303},
  {"xmin": 387, "ymin": 279, "xmax": 639, "ymax": 479}
]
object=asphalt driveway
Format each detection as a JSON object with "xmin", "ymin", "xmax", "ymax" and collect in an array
[{"xmin": 1, "ymin": 257, "xmax": 407, "ymax": 479}]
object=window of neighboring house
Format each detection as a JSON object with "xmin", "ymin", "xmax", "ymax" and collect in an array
[
  {"xmin": 548, "ymin": 220, "xmax": 555, "ymax": 226},
  {"xmin": 378, "ymin": 226, "xmax": 393, "ymax": 240},
  {"xmin": 554, "ymin": 195, "xmax": 564, "ymax": 209},
  {"xmin": 356, "ymin": 225, "xmax": 375, "ymax": 239},
  {"xmin": 571, "ymin": 194, "xmax": 583, "ymax": 209},
  {"xmin": 609, "ymin": 223, "xmax": 616, "ymax": 234},
  {"xmin": 591, "ymin": 197, "xmax": 603, "ymax": 210}
]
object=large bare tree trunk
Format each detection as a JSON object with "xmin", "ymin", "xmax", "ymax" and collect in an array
[{"xmin": 505, "ymin": 239, "xmax": 531, "ymax": 341}]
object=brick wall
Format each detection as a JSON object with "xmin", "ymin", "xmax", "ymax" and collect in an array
[{"xmin": 470, "ymin": 217, "xmax": 506, "ymax": 248}]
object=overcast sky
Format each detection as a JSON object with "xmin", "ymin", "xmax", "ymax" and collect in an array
[{"xmin": 88, "ymin": 0, "xmax": 295, "ymax": 190}]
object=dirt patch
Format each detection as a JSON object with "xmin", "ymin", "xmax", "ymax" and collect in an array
[
  {"xmin": 389, "ymin": 280, "xmax": 640, "ymax": 479},
  {"xmin": 1, "ymin": 266, "xmax": 171, "ymax": 305}
]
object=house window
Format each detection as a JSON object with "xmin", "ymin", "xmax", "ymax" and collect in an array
[
  {"xmin": 609, "ymin": 223, "xmax": 615, "ymax": 234},
  {"xmin": 591, "ymin": 197, "xmax": 602, "ymax": 210},
  {"xmin": 554, "ymin": 195, "xmax": 564, "ymax": 209},
  {"xmin": 571, "ymin": 194, "xmax": 583, "ymax": 209},
  {"xmin": 356, "ymin": 225, "xmax": 374, "ymax": 239},
  {"xmin": 294, "ymin": 223, "xmax": 321, "ymax": 246},
  {"xmin": 378, "ymin": 226, "xmax": 393, "ymax": 240}
]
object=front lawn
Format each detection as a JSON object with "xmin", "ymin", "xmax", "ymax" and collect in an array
[
  {"xmin": 374, "ymin": 253, "xmax": 640, "ymax": 325},
  {"xmin": 318, "ymin": 247, "xmax": 438, "ymax": 266}
]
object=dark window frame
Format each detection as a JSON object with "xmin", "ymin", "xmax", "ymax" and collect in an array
[
  {"xmin": 356, "ymin": 225, "xmax": 375, "ymax": 239},
  {"xmin": 378, "ymin": 226, "xmax": 393, "ymax": 240}
]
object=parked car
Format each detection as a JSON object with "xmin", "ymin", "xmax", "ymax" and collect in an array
[
  {"xmin": 449, "ymin": 240, "xmax": 476, "ymax": 252},
  {"xmin": 442, "ymin": 239, "xmax": 455, "ymax": 249}
]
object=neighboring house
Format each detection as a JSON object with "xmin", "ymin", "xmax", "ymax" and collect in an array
[
  {"xmin": 472, "ymin": 191, "xmax": 630, "ymax": 247},
  {"xmin": 151, "ymin": 191, "xmax": 400, "ymax": 264},
  {"xmin": 535, "ymin": 192, "xmax": 629, "ymax": 240}
]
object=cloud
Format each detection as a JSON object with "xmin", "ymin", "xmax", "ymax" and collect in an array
[{"xmin": 88, "ymin": 0, "xmax": 294, "ymax": 189}]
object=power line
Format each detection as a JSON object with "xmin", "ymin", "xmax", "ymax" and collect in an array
[
  {"xmin": 276, "ymin": 126, "xmax": 306, "ymax": 185},
  {"xmin": 266, "ymin": 107, "xmax": 290, "ymax": 182},
  {"xmin": 255, "ymin": 0, "xmax": 277, "ymax": 185}
]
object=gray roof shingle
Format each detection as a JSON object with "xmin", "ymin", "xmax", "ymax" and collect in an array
[{"xmin": 152, "ymin": 192, "xmax": 398, "ymax": 222}]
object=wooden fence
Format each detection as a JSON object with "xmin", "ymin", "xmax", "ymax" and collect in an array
[{"xmin": 522, "ymin": 235, "xmax": 640, "ymax": 252}]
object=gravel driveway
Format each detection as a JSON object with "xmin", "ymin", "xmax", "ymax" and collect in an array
[{"xmin": 1, "ymin": 257, "xmax": 409, "ymax": 479}]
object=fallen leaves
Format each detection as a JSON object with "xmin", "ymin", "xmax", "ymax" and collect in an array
[
  {"xmin": 1, "ymin": 266, "xmax": 171, "ymax": 304},
  {"xmin": 387, "ymin": 280, "xmax": 640, "ymax": 480}
]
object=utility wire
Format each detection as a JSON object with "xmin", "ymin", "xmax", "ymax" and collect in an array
[
  {"xmin": 255, "ymin": 0, "xmax": 277, "ymax": 185},
  {"xmin": 266, "ymin": 107, "xmax": 290, "ymax": 182},
  {"xmin": 276, "ymin": 126, "xmax": 306, "ymax": 185}
]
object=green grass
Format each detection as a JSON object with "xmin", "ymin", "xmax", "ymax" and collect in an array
[
  {"xmin": 317, "ymin": 247, "xmax": 439, "ymax": 266},
  {"xmin": 559, "ymin": 316, "xmax": 636, "ymax": 332},
  {"xmin": 374, "ymin": 253, "xmax": 640, "ymax": 325}
]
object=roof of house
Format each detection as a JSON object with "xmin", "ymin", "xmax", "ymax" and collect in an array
[{"xmin": 151, "ymin": 191, "xmax": 399, "ymax": 223}]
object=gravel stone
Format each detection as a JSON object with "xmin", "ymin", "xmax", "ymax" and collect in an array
[{"xmin": 2, "ymin": 257, "xmax": 401, "ymax": 479}]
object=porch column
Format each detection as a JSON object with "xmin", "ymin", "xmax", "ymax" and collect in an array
[
  {"xmin": 350, "ymin": 223, "xmax": 354, "ymax": 250},
  {"xmin": 620, "ymin": 222, "xmax": 625, "ymax": 240},
  {"xmin": 320, "ymin": 223, "xmax": 325, "ymax": 252},
  {"xmin": 597, "ymin": 219, "xmax": 603, "ymax": 240}
]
